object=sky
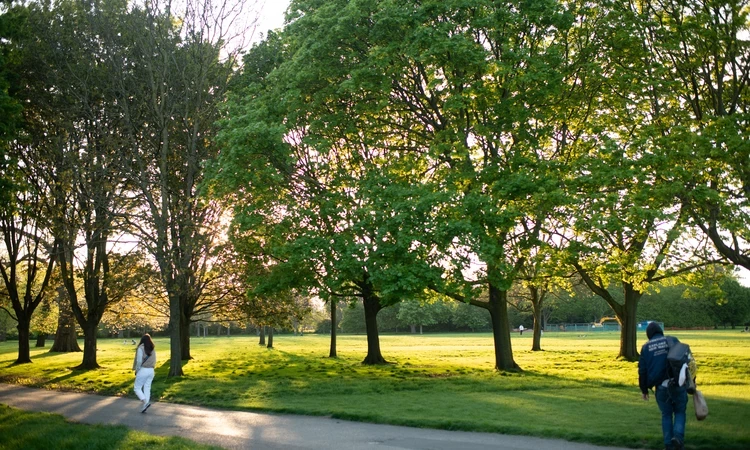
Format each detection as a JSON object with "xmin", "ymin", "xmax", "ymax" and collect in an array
[{"xmin": 255, "ymin": 0, "xmax": 291, "ymax": 39}]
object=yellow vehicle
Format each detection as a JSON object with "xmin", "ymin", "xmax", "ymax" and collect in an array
[{"xmin": 593, "ymin": 316, "xmax": 620, "ymax": 328}]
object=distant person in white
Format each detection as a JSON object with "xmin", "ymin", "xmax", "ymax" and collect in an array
[
  {"xmin": 519, "ymin": 325, "xmax": 524, "ymax": 335},
  {"xmin": 133, "ymin": 333, "xmax": 156, "ymax": 413}
]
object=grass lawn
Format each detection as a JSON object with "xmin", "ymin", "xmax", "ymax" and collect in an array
[
  {"xmin": 0, "ymin": 404, "xmax": 222, "ymax": 450},
  {"xmin": 1, "ymin": 330, "xmax": 748, "ymax": 450}
]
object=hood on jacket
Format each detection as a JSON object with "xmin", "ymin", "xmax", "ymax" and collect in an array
[{"xmin": 646, "ymin": 321, "xmax": 663, "ymax": 340}]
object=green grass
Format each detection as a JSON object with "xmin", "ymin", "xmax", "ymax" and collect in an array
[
  {"xmin": 0, "ymin": 404, "xmax": 223, "ymax": 450},
  {"xmin": 1, "ymin": 331, "xmax": 749, "ymax": 450}
]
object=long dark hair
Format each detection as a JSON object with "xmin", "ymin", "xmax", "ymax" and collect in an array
[{"xmin": 139, "ymin": 333, "xmax": 155, "ymax": 356}]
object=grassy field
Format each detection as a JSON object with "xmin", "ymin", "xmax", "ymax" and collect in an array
[
  {"xmin": 0, "ymin": 331, "xmax": 748, "ymax": 450},
  {"xmin": 0, "ymin": 404, "xmax": 222, "ymax": 450}
]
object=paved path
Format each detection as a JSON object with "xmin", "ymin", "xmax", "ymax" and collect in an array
[{"xmin": 0, "ymin": 384, "xmax": 635, "ymax": 450}]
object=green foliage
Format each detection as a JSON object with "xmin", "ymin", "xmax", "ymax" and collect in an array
[
  {"xmin": 0, "ymin": 0, "xmax": 24, "ymax": 156},
  {"xmin": 338, "ymin": 301, "xmax": 402, "ymax": 334},
  {"xmin": 637, "ymin": 286, "xmax": 717, "ymax": 329},
  {"xmin": 711, "ymin": 279, "xmax": 750, "ymax": 327},
  {"xmin": 337, "ymin": 297, "xmax": 496, "ymax": 333},
  {"xmin": 396, "ymin": 298, "xmax": 453, "ymax": 329},
  {"xmin": 451, "ymin": 302, "xmax": 492, "ymax": 331},
  {"xmin": 0, "ymin": 307, "xmax": 12, "ymax": 339}
]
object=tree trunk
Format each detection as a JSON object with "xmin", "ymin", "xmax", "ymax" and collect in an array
[
  {"xmin": 531, "ymin": 310, "xmax": 543, "ymax": 352},
  {"xmin": 15, "ymin": 320, "xmax": 32, "ymax": 364},
  {"xmin": 266, "ymin": 327, "xmax": 273, "ymax": 349},
  {"xmin": 531, "ymin": 291, "xmax": 543, "ymax": 352},
  {"xmin": 419, "ymin": 324, "xmax": 423, "ymax": 335},
  {"xmin": 259, "ymin": 326, "xmax": 266, "ymax": 346},
  {"xmin": 618, "ymin": 286, "xmax": 642, "ymax": 361},
  {"xmin": 167, "ymin": 294, "xmax": 183, "ymax": 377},
  {"xmin": 487, "ymin": 285, "xmax": 519, "ymax": 371},
  {"xmin": 410, "ymin": 324, "xmax": 416, "ymax": 334},
  {"xmin": 329, "ymin": 300, "xmax": 337, "ymax": 358},
  {"xmin": 35, "ymin": 334, "xmax": 46, "ymax": 348},
  {"xmin": 180, "ymin": 317, "xmax": 192, "ymax": 360},
  {"xmin": 76, "ymin": 322, "xmax": 100, "ymax": 370},
  {"xmin": 51, "ymin": 286, "xmax": 81, "ymax": 353},
  {"xmin": 362, "ymin": 294, "xmax": 386, "ymax": 365}
]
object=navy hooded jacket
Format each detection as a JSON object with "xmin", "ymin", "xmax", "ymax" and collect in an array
[{"xmin": 638, "ymin": 323, "xmax": 679, "ymax": 394}]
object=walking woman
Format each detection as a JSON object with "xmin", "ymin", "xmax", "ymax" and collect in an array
[{"xmin": 133, "ymin": 333, "xmax": 156, "ymax": 413}]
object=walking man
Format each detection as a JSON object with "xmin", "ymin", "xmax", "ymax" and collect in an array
[{"xmin": 638, "ymin": 322, "xmax": 687, "ymax": 450}]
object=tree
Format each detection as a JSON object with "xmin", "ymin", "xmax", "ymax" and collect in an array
[
  {"xmin": 559, "ymin": 0, "xmax": 733, "ymax": 360},
  {"xmin": 113, "ymin": 0, "xmax": 255, "ymax": 377},
  {"xmin": 712, "ymin": 279, "xmax": 750, "ymax": 328},
  {"xmin": 511, "ymin": 233, "xmax": 572, "ymax": 351},
  {"xmin": 563, "ymin": 145, "xmax": 706, "ymax": 360},
  {"xmin": 49, "ymin": 285, "xmax": 81, "ymax": 353},
  {"xmin": 258, "ymin": 325, "xmax": 265, "ymax": 346},
  {"xmin": 397, "ymin": 298, "xmax": 452, "ymax": 334},
  {"xmin": 15, "ymin": 0, "xmax": 145, "ymax": 369},
  {"xmin": 353, "ymin": 0, "xmax": 579, "ymax": 370},
  {"xmin": 212, "ymin": 8, "xmax": 442, "ymax": 365},
  {"xmin": 328, "ymin": 299, "xmax": 339, "ymax": 357},
  {"xmin": 0, "ymin": 158, "xmax": 57, "ymax": 364},
  {"xmin": 636, "ymin": 283, "xmax": 716, "ymax": 328},
  {"xmin": 0, "ymin": 0, "xmax": 62, "ymax": 365}
]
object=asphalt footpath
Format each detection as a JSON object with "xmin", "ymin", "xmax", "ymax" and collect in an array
[{"xmin": 0, "ymin": 384, "xmax": 636, "ymax": 450}]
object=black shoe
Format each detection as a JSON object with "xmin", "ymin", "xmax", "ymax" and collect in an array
[
  {"xmin": 141, "ymin": 402, "xmax": 151, "ymax": 413},
  {"xmin": 671, "ymin": 437, "xmax": 684, "ymax": 450}
]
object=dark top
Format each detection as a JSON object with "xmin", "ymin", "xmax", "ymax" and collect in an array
[{"xmin": 638, "ymin": 332, "xmax": 679, "ymax": 394}]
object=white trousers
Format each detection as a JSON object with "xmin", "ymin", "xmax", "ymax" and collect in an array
[{"xmin": 134, "ymin": 368, "xmax": 155, "ymax": 404}]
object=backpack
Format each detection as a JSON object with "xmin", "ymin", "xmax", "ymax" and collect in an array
[{"xmin": 667, "ymin": 341, "xmax": 696, "ymax": 394}]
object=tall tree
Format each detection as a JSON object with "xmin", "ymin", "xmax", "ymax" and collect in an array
[
  {"xmin": 113, "ymin": 0, "xmax": 254, "ymax": 376},
  {"xmin": 560, "ymin": 0, "xmax": 733, "ymax": 360},
  {"xmin": 355, "ymin": 0, "xmax": 580, "ymax": 370},
  {"xmin": 0, "ymin": 0, "xmax": 59, "ymax": 365},
  {"xmin": 213, "ymin": 7, "xmax": 444, "ymax": 364},
  {"xmin": 512, "ymin": 243, "xmax": 566, "ymax": 352},
  {"xmin": 0, "ymin": 161, "xmax": 57, "ymax": 364},
  {"xmin": 16, "ymin": 0, "xmax": 143, "ymax": 369}
]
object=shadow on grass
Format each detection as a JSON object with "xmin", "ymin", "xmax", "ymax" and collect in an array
[
  {"xmin": 150, "ymin": 347, "xmax": 750, "ymax": 450},
  {"xmin": 4, "ymin": 336, "xmax": 749, "ymax": 450}
]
